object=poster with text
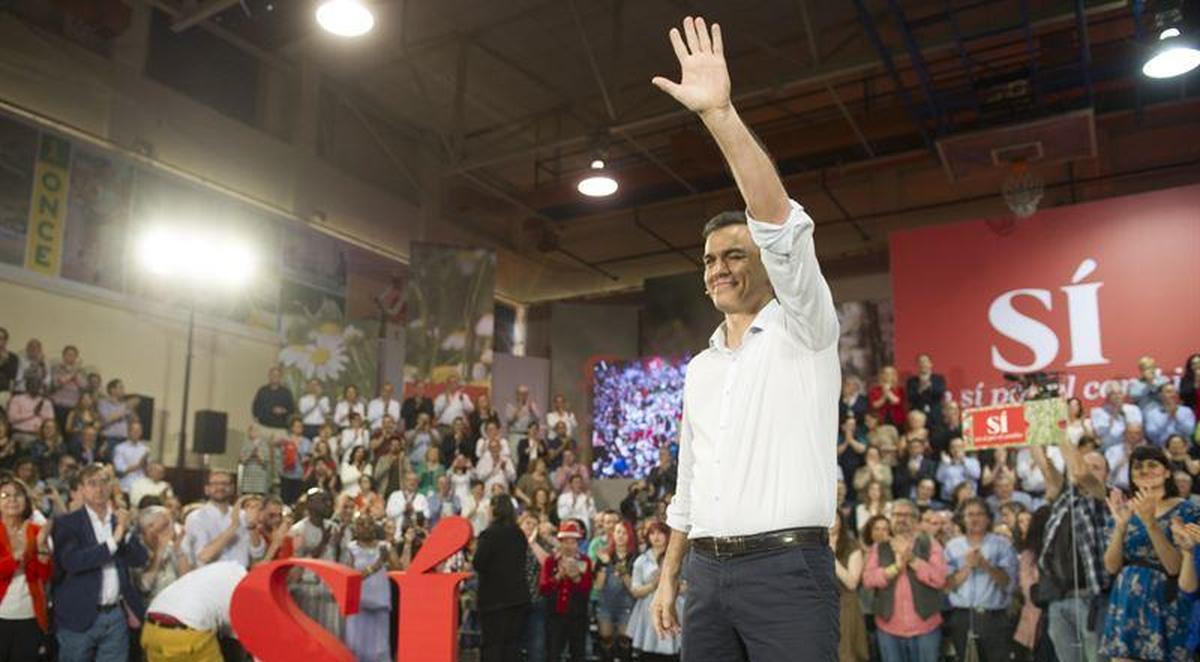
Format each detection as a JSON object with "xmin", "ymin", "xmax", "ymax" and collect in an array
[{"xmin": 891, "ymin": 183, "xmax": 1200, "ymax": 408}]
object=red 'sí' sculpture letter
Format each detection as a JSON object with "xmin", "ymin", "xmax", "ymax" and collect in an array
[
  {"xmin": 390, "ymin": 516, "xmax": 473, "ymax": 662},
  {"xmin": 230, "ymin": 559, "xmax": 362, "ymax": 662},
  {"xmin": 229, "ymin": 517, "xmax": 473, "ymax": 662}
]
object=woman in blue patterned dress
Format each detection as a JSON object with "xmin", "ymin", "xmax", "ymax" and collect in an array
[{"xmin": 1101, "ymin": 445, "xmax": 1200, "ymax": 662}]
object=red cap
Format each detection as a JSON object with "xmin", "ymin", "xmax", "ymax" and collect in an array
[{"xmin": 556, "ymin": 520, "xmax": 584, "ymax": 539}]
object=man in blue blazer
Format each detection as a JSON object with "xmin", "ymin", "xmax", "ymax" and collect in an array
[{"xmin": 52, "ymin": 463, "xmax": 149, "ymax": 661}]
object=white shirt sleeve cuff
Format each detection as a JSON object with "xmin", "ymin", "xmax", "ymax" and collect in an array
[{"xmin": 745, "ymin": 200, "xmax": 811, "ymax": 254}]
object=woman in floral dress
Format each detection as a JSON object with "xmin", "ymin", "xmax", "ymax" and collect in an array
[{"xmin": 1101, "ymin": 445, "xmax": 1200, "ymax": 662}]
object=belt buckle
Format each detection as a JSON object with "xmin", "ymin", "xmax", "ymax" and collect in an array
[{"xmin": 713, "ymin": 536, "xmax": 737, "ymax": 559}]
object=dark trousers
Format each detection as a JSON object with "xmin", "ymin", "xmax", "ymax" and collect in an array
[
  {"xmin": 480, "ymin": 604, "xmax": 528, "ymax": 662},
  {"xmin": 682, "ymin": 545, "xmax": 839, "ymax": 662},
  {"xmin": 546, "ymin": 612, "xmax": 587, "ymax": 662},
  {"xmin": 946, "ymin": 608, "xmax": 1015, "ymax": 662},
  {"xmin": 0, "ymin": 617, "xmax": 41, "ymax": 662}
]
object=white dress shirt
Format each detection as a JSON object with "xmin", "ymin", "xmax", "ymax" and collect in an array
[
  {"xmin": 435, "ymin": 390, "xmax": 474, "ymax": 426},
  {"xmin": 146, "ymin": 561, "xmax": 247, "ymax": 631},
  {"xmin": 1090, "ymin": 403, "xmax": 1143, "ymax": 451},
  {"xmin": 385, "ymin": 490, "xmax": 430, "ymax": 534},
  {"xmin": 1015, "ymin": 447, "xmax": 1065, "ymax": 495},
  {"xmin": 546, "ymin": 410, "xmax": 579, "ymax": 439},
  {"xmin": 556, "ymin": 490, "xmax": 597, "ymax": 533},
  {"xmin": 112, "ymin": 440, "xmax": 150, "ymax": 494},
  {"xmin": 85, "ymin": 505, "xmax": 121, "ymax": 606},
  {"xmin": 182, "ymin": 502, "xmax": 265, "ymax": 568},
  {"xmin": 367, "ymin": 397, "xmax": 402, "ymax": 430},
  {"xmin": 666, "ymin": 201, "xmax": 840, "ymax": 538},
  {"xmin": 298, "ymin": 394, "xmax": 332, "ymax": 427},
  {"xmin": 474, "ymin": 452, "xmax": 516, "ymax": 493},
  {"xmin": 333, "ymin": 400, "xmax": 366, "ymax": 429}
]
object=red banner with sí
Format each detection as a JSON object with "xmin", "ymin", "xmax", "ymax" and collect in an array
[{"xmin": 890, "ymin": 183, "xmax": 1200, "ymax": 409}]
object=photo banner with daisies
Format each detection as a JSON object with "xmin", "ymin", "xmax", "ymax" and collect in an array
[{"xmin": 403, "ymin": 242, "xmax": 495, "ymax": 394}]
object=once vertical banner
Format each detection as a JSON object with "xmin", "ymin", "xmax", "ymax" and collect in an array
[
  {"xmin": 404, "ymin": 242, "xmax": 496, "ymax": 391},
  {"xmin": 24, "ymin": 133, "xmax": 72, "ymax": 276}
]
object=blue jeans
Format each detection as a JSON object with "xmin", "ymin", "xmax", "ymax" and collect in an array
[
  {"xmin": 522, "ymin": 598, "xmax": 547, "ymax": 662},
  {"xmin": 57, "ymin": 607, "xmax": 129, "ymax": 662},
  {"xmin": 1046, "ymin": 596, "xmax": 1101, "ymax": 662},
  {"xmin": 876, "ymin": 628, "xmax": 941, "ymax": 662}
]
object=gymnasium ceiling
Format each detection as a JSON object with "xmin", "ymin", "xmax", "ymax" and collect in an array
[{"xmin": 27, "ymin": 0, "xmax": 1200, "ymax": 301}]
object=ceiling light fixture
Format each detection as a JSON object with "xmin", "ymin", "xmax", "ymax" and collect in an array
[
  {"xmin": 577, "ymin": 159, "xmax": 619, "ymax": 198},
  {"xmin": 1143, "ymin": 27, "xmax": 1200, "ymax": 78},
  {"xmin": 316, "ymin": 0, "xmax": 375, "ymax": 38}
]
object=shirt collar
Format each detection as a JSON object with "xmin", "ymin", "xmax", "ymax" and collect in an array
[{"xmin": 708, "ymin": 299, "xmax": 780, "ymax": 352}]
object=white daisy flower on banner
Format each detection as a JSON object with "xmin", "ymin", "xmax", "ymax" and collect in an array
[
  {"xmin": 441, "ymin": 331, "xmax": 467, "ymax": 351},
  {"xmin": 279, "ymin": 335, "xmax": 349, "ymax": 381},
  {"xmin": 474, "ymin": 314, "xmax": 494, "ymax": 337}
]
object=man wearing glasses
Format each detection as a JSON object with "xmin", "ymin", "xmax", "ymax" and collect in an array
[
  {"xmin": 862, "ymin": 499, "xmax": 949, "ymax": 660},
  {"xmin": 52, "ymin": 463, "xmax": 149, "ymax": 661},
  {"xmin": 182, "ymin": 470, "xmax": 265, "ymax": 568}
]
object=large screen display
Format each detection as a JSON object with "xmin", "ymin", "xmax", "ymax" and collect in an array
[{"xmin": 591, "ymin": 356, "xmax": 688, "ymax": 479}]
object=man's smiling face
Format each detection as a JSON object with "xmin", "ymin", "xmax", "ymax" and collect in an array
[{"xmin": 703, "ymin": 223, "xmax": 772, "ymax": 315}]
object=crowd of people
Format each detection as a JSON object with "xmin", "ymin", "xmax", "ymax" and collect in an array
[
  {"xmin": 3, "ymin": 322, "xmax": 1200, "ymax": 662},
  {"xmin": 833, "ymin": 352, "xmax": 1200, "ymax": 662},
  {"xmin": 0, "ymin": 327, "xmax": 681, "ymax": 662}
]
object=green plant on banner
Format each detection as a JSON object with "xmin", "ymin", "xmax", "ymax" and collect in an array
[{"xmin": 403, "ymin": 247, "xmax": 494, "ymax": 387}]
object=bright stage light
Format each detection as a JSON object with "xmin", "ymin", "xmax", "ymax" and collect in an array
[
  {"xmin": 1143, "ymin": 28, "xmax": 1200, "ymax": 79},
  {"xmin": 137, "ymin": 227, "xmax": 256, "ymax": 289},
  {"xmin": 316, "ymin": 0, "xmax": 375, "ymax": 37},
  {"xmin": 577, "ymin": 159, "xmax": 619, "ymax": 198}
]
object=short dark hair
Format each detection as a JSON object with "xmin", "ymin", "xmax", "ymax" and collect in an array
[
  {"xmin": 106, "ymin": 378, "xmax": 122, "ymax": 394},
  {"xmin": 1130, "ymin": 445, "xmax": 1179, "ymax": 498},
  {"xmin": 701, "ymin": 211, "xmax": 747, "ymax": 239},
  {"xmin": 490, "ymin": 494, "xmax": 515, "ymax": 527}
]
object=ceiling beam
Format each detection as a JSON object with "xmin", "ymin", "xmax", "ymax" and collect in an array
[
  {"xmin": 447, "ymin": 1, "xmax": 1125, "ymax": 175},
  {"xmin": 170, "ymin": 0, "xmax": 240, "ymax": 32}
]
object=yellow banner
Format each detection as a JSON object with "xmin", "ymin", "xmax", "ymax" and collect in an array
[{"xmin": 23, "ymin": 134, "xmax": 72, "ymax": 276}]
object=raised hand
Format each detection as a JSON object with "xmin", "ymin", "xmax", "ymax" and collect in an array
[
  {"xmin": 36, "ymin": 519, "xmax": 53, "ymax": 550},
  {"xmin": 652, "ymin": 17, "xmax": 731, "ymax": 116},
  {"xmin": 1106, "ymin": 489, "xmax": 1132, "ymax": 526},
  {"xmin": 1171, "ymin": 517, "xmax": 1195, "ymax": 551},
  {"xmin": 1130, "ymin": 492, "xmax": 1159, "ymax": 523}
]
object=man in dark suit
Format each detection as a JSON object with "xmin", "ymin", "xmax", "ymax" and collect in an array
[
  {"xmin": 401, "ymin": 379, "xmax": 435, "ymax": 431},
  {"xmin": 52, "ymin": 463, "xmax": 149, "ymax": 662},
  {"xmin": 905, "ymin": 353, "xmax": 947, "ymax": 429}
]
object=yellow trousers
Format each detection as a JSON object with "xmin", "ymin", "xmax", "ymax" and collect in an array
[{"xmin": 141, "ymin": 622, "xmax": 222, "ymax": 662}]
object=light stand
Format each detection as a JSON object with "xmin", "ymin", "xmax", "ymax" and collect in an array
[{"xmin": 177, "ymin": 298, "xmax": 196, "ymax": 468}]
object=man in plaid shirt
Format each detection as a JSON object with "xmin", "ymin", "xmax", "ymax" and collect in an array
[{"xmin": 1031, "ymin": 436, "xmax": 1111, "ymax": 662}]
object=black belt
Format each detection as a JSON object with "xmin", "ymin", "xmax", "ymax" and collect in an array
[
  {"xmin": 97, "ymin": 603, "xmax": 121, "ymax": 612},
  {"xmin": 692, "ymin": 527, "xmax": 827, "ymax": 560}
]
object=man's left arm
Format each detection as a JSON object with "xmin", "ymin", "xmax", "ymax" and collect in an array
[
  {"xmin": 119, "ymin": 529, "xmax": 150, "ymax": 568},
  {"xmin": 652, "ymin": 18, "xmax": 836, "ymax": 350}
]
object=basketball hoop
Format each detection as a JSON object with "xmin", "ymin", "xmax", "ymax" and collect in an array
[{"xmin": 1001, "ymin": 160, "xmax": 1044, "ymax": 218}]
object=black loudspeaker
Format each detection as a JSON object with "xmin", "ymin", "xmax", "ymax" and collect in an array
[
  {"xmin": 131, "ymin": 394, "xmax": 154, "ymax": 435},
  {"xmin": 193, "ymin": 410, "xmax": 228, "ymax": 455}
]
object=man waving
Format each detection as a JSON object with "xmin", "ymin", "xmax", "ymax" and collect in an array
[{"xmin": 650, "ymin": 16, "xmax": 841, "ymax": 662}]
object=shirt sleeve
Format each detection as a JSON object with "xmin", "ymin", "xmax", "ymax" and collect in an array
[
  {"xmin": 862, "ymin": 543, "xmax": 889, "ymax": 589},
  {"xmin": 746, "ymin": 200, "xmax": 839, "ymax": 351},
  {"xmin": 664, "ymin": 403, "xmax": 694, "ymax": 534}
]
